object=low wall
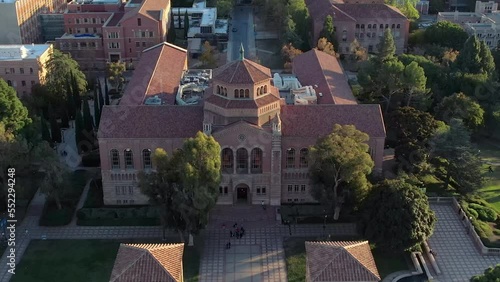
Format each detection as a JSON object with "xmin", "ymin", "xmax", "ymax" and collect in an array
[{"xmin": 429, "ymin": 196, "xmax": 500, "ymax": 256}]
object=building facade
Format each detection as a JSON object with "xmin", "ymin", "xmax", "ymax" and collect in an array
[
  {"xmin": 438, "ymin": 1, "xmax": 500, "ymax": 49},
  {"xmin": 0, "ymin": 0, "xmax": 67, "ymax": 44},
  {"xmin": 98, "ymin": 42, "xmax": 385, "ymax": 206},
  {"xmin": 0, "ymin": 44, "xmax": 53, "ymax": 96},
  {"xmin": 56, "ymin": 0, "xmax": 170, "ymax": 70},
  {"xmin": 306, "ymin": 0, "xmax": 410, "ymax": 54}
]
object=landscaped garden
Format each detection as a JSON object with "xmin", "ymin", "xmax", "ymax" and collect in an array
[
  {"xmin": 76, "ymin": 179, "xmax": 161, "ymax": 226},
  {"xmin": 12, "ymin": 238, "xmax": 202, "ymax": 282},
  {"xmin": 284, "ymin": 237, "xmax": 408, "ymax": 282},
  {"xmin": 39, "ymin": 170, "xmax": 90, "ymax": 226}
]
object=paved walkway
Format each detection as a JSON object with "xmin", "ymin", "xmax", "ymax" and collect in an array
[{"xmin": 429, "ymin": 203, "xmax": 500, "ymax": 282}]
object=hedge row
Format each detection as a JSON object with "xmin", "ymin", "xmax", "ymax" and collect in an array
[
  {"xmin": 76, "ymin": 206, "xmax": 160, "ymax": 226},
  {"xmin": 469, "ymin": 203, "xmax": 497, "ymax": 222}
]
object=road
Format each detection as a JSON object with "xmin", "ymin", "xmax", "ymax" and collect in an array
[{"xmin": 228, "ymin": 6, "xmax": 256, "ymax": 61}]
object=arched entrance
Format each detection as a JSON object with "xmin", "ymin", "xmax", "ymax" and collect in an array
[{"xmin": 235, "ymin": 184, "xmax": 250, "ymax": 204}]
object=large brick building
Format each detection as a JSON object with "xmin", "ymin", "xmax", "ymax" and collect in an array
[
  {"xmin": 306, "ymin": 0, "xmax": 409, "ymax": 54},
  {"xmin": 0, "ymin": 0, "xmax": 67, "ymax": 44},
  {"xmin": 97, "ymin": 42, "xmax": 385, "ymax": 206},
  {"xmin": 56, "ymin": 0, "xmax": 170, "ymax": 69}
]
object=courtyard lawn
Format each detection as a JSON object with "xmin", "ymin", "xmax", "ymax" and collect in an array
[
  {"xmin": 284, "ymin": 237, "xmax": 406, "ymax": 281},
  {"xmin": 476, "ymin": 139, "xmax": 500, "ymax": 212},
  {"xmin": 12, "ymin": 238, "xmax": 202, "ymax": 282}
]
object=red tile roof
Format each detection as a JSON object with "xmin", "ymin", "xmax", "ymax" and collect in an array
[
  {"xmin": 306, "ymin": 241, "xmax": 381, "ymax": 282},
  {"xmin": 110, "ymin": 243, "xmax": 184, "ymax": 282},
  {"xmin": 120, "ymin": 0, "xmax": 169, "ymax": 23},
  {"xmin": 120, "ymin": 42, "xmax": 187, "ymax": 106},
  {"xmin": 293, "ymin": 49, "xmax": 357, "ymax": 105},
  {"xmin": 281, "ymin": 104, "xmax": 386, "ymax": 138},
  {"xmin": 306, "ymin": 0, "xmax": 407, "ymax": 23},
  {"xmin": 213, "ymin": 59, "xmax": 271, "ymax": 84},
  {"xmin": 98, "ymin": 105, "xmax": 203, "ymax": 138}
]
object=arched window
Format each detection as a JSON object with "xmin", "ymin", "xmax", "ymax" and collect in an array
[
  {"xmin": 356, "ymin": 24, "xmax": 360, "ymax": 29},
  {"xmin": 236, "ymin": 148, "xmax": 248, "ymax": 173},
  {"xmin": 361, "ymin": 24, "xmax": 365, "ymax": 29},
  {"xmin": 111, "ymin": 149, "xmax": 120, "ymax": 169},
  {"xmin": 234, "ymin": 89, "xmax": 238, "ymax": 98},
  {"xmin": 222, "ymin": 148, "xmax": 234, "ymax": 173},
  {"xmin": 264, "ymin": 85, "xmax": 267, "ymax": 93},
  {"xmin": 396, "ymin": 24, "xmax": 400, "ymax": 29},
  {"xmin": 385, "ymin": 24, "xmax": 389, "ymax": 29},
  {"xmin": 391, "ymin": 24, "xmax": 395, "ymax": 29},
  {"xmin": 257, "ymin": 87, "xmax": 261, "ymax": 96},
  {"xmin": 299, "ymin": 148, "xmax": 308, "ymax": 168},
  {"xmin": 251, "ymin": 148, "xmax": 263, "ymax": 173},
  {"xmin": 286, "ymin": 148, "xmax": 295, "ymax": 168},
  {"xmin": 239, "ymin": 89, "xmax": 244, "ymax": 98},
  {"xmin": 217, "ymin": 85, "xmax": 220, "ymax": 94},
  {"xmin": 224, "ymin": 88, "xmax": 227, "ymax": 96},
  {"xmin": 380, "ymin": 24, "xmax": 383, "ymax": 29},
  {"xmin": 244, "ymin": 89, "xmax": 249, "ymax": 98},
  {"xmin": 142, "ymin": 149, "xmax": 152, "ymax": 169},
  {"xmin": 368, "ymin": 24, "xmax": 371, "ymax": 29},
  {"xmin": 124, "ymin": 149, "xmax": 134, "ymax": 169}
]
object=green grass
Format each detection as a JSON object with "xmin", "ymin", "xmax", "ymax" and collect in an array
[
  {"xmin": 12, "ymin": 240, "xmax": 120, "ymax": 282},
  {"xmin": 283, "ymin": 237, "xmax": 407, "ymax": 281},
  {"xmin": 13, "ymin": 237, "xmax": 202, "ymax": 282}
]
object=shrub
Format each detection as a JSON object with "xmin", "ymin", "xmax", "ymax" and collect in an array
[
  {"xmin": 469, "ymin": 203, "xmax": 497, "ymax": 222},
  {"xmin": 467, "ymin": 207, "xmax": 479, "ymax": 219},
  {"xmin": 472, "ymin": 219, "xmax": 493, "ymax": 238},
  {"xmin": 76, "ymin": 206, "xmax": 160, "ymax": 226}
]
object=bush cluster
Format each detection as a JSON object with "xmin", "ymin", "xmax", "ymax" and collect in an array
[
  {"xmin": 469, "ymin": 203, "xmax": 497, "ymax": 222},
  {"xmin": 76, "ymin": 206, "xmax": 160, "ymax": 226}
]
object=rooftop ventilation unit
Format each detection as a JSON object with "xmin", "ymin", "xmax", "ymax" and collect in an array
[{"xmin": 144, "ymin": 95, "xmax": 162, "ymax": 105}]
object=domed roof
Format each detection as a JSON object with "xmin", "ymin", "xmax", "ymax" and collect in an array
[{"xmin": 213, "ymin": 58, "xmax": 272, "ymax": 84}]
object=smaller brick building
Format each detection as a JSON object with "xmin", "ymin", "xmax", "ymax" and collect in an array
[{"xmin": 306, "ymin": 0, "xmax": 409, "ymax": 54}]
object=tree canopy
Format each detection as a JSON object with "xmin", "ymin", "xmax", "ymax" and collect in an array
[
  {"xmin": 361, "ymin": 177, "xmax": 436, "ymax": 252},
  {"xmin": 455, "ymin": 36, "xmax": 495, "ymax": 75},
  {"xmin": 319, "ymin": 16, "xmax": 336, "ymax": 49},
  {"xmin": 45, "ymin": 49, "xmax": 87, "ymax": 97},
  {"xmin": 434, "ymin": 92, "xmax": 485, "ymax": 130},
  {"xmin": 471, "ymin": 264, "xmax": 500, "ymax": 282},
  {"xmin": 0, "ymin": 79, "xmax": 31, "ymax": 132},
  {"xmin": 309, "ymin": 124, "xmax": 374, "ymax": 212},
  {"xmin": 377, "ymin": 29, "xmax": 396, "ymax": 63},
  {"xmin": 424, "ymin": 21, "xmax": 468, "ymax": 50},
  {"xmin": 431, "ymin": 119, "xmax": 483, "ymax": 194},
  {"xmin": 138, "ymin": 132, "xmax": 221, "ymax": 242},
  {"xmin": 106, "ymin": 62, "xmax": 126, "ymax": 90}
]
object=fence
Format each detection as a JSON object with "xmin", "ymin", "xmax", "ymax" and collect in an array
[{"xmin": 429, "ymin": 196, "xmax": 500, "ymax": 256}]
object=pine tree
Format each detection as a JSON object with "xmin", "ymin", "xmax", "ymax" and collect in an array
[
  {"xmin": 178, "ymin": 8, "xmax": 182, "ymax": 29},
  {"xmin": 98, "ymin": 79, "xmax": 104, "ymax": 111},
  {"xmin": 319, "ymin": 15, "xmax": 335, "ymax": 47},
  {"xmin": 49, "ymin": 111, "xmax": 61, "ymax": 143},
  {"xmin": 456, "ymin": 36, "xmax": 483, "ymax": 74},
  {"xmin": 377, "ymin": 29, "xmax": 396, "ymax": 63},
  {"xmin": 167, "ymin": 12, "xmax": 177, "ymax": 43},
  {"xmin": 41, "ymin": 115, "xmax": 51, "ymax": 143},
  {"xmin": 479, "ymin": 40, "xmax": 495, "ymax": 75},
  {"xmin": 184, "ymin": 11, "xmax": 189, "ymax": 39},
  {"xmin": 71, "ymin": 72, "xmax": 81, "ymax": 110},
  {"xmin": 66, "ymin": 79, "xmax": 76, "ymax": 120},
  {"xmin": 93, "ymin": 87, "xmax": 100, "ymax": 129},
  {"xmin": 104, "ymin": 77, "xmax": 110, "ymax": 105},
  {"xmin": 82, "ymin": 95, "xmax": 94, "ymax": 132},
  {"xmin": 75, "ymin": 110, "xmax": 84, "ymax": 154}
]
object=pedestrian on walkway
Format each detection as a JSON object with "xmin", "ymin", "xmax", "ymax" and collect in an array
[
  {"xmin": 233, "ymin": 222, "xmax": 237, "ymax": 228},
  {"xmin": 25, "ymin": 228, "xmax": 29, "ymax": 236},
  {"xmin": 230, "ymin": 230, "xmax": 233, "ymax": 237}
]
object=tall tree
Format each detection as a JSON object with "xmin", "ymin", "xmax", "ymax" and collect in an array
[
  {"xmin": 386, "ymin": 0, "xmax": 419, "ymax": 20},
  {"xmin": 66, "ymin": 79, "xmax": 76, "ymax": 120},
  {"xmin": 430, "ymin": 119, "xmax": 483, "ymax": 194},
  {"xmin": 424, "ymin": 21, "xmax": 468, "ymax": 50},
  {"xmin": 75, "ymin": 110, "xmax": 84, "ymax": 154},
  {"xmin": 167, "ymin": 12, "xmax": 177, "ymax": 43},
  {"xmin": 71, "ymin": 72, "xmax": 81, "ymax": 110},
  {"xmin": 281, "ymin": 43, "xmax": 303, "ymax": 70},
  {"xmin": 0, "ymin": 79, "xmax": 31, "ymax": 132},
  {"xmin": 93, "ymin": 88, "xmax": 100, "ymax": 129},
  {"xmin": 434, "ymin": 92, "xmax": 485, "ymax": 130},
  {"xmin": 316, "ymin": 38, "xmax": 336, "ymax": 57},
  {"xmin": 471, "ymin": 264, "xmax": 500, "ymax": 282},
  {"xmin": 49, "ymin": 111, "xmax": 61, "ymax": 143},
  {"xmin": 390, "ymin": 107, "xmax": 440, "ymax": 173},
  {"xmin": 309, "ymin": 124, "xmax": 374, "ymax": 214},
  {"xmin": 479, "ymin": 40, "xmax": 495, "ymax": 75},
  {"xmin": 40, "ymin": 154, "xmax": 70, "ymax": 210},
  {"xmin": 184, "ymin": 10, "xmax": 189, "ymax": 39},
  {"xmin": 82, "ymin": 96, "xmax": 94, "ymax": 133},
  {"xmin": 177, "ymin": 8, "xmax": 182, "ymax": 29},
  {"xmin": 283, "ymin": 16, "xmax": 303, "ymax": 49},
  {"xmin": 104, "ymin": 77, "xmax": 110, "ymax": 105},
  {"xmin": 200, "ymin": 41, "xmax": 217, "ymax": 68},
  {"xmin": 377, "ymin": 29, "xmax": 396, "ymax": 63},
  {"xmin": 456, "ymin": 36, "xmax": 486, "ymax": 74},
  {"xmin": 40, "ymin": 115, "xmax": 51, "ymax": 143},
  {"xmin": 402, "ymin": 61, "xmax": 428, "ymax": 107},
  {"xmin": 106, "ymin": 62, "xmax": 126, "ymax": 90},
  {"xmin": 139, "ymin": 132, "xmax": 221, "ymax": 243},
  {"xmin": 216, "ymin": 0, "xmax": 232, "ymax": 18},
  {"xmin": 349, "ymin": 39, "xmax": 368, "ymax": 62},
  {"xmin": 319, "ymin": 15, "xmax": 335, "ymax": 48},
  {"xmin": 286, "ymin": 0, "xmax": 311, "ymax": 50},
  {"xmin": 45, "ymin": 49, "xmax": 87, "ymax": 103},
  {"xmin": 361, "ymin": 177, "xmax": 436, "ymax": 252}
]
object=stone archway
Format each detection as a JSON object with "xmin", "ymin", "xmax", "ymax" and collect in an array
[{"xmin": 234, "ymin": 184, "xmax": 251, "ymax": 204}]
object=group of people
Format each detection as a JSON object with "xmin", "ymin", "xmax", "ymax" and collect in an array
[{"xmin": 224, "ymin": 222, "xmax": 246, "ymax": 250}]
